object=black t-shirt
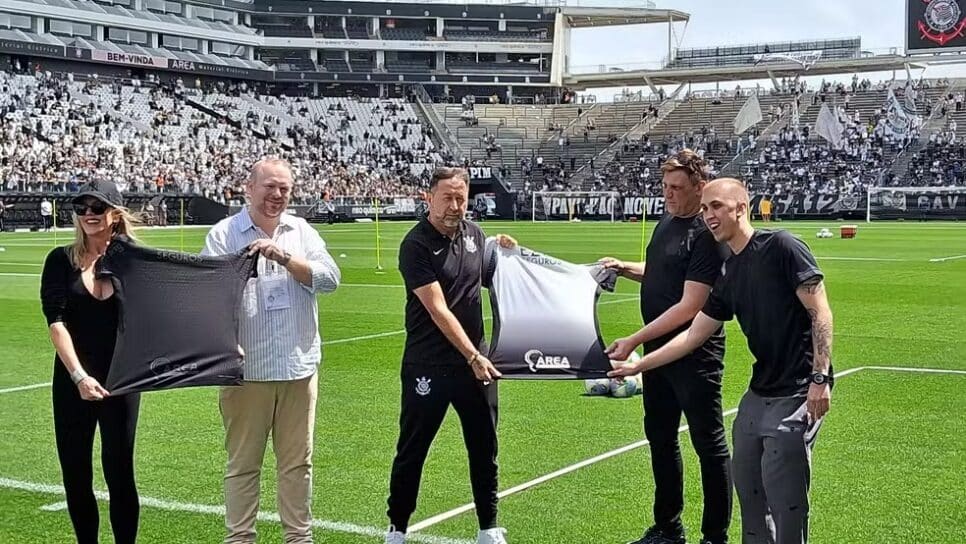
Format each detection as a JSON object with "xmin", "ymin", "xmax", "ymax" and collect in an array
[
  {"xmin": 702, "ymin": 229, "xmax": 828, "ymax": 397},
  {"xmin": 641, "ymin": 213, "xmax": 727, "ymax": 368},
  {"xmin": 399, "ymin": 217, "xmax": 486, "ymax": 367},
  {"xmin": 97, "ymin": 238, "xmax": 259, "ymax": 395},
  {"xmin": 40, "ymin": 246, "xmax": 119, "ymax": 383}
]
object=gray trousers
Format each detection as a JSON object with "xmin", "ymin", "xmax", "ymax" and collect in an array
[{"xmin": 732, "ymin": 391, "xmax": 824, "ymax": 544}]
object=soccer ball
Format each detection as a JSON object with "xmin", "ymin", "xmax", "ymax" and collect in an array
[
  {"xmin": 584, "ymin": 378, "xmax": 611, "ymax": 396},
  {"xmin": 609, "ymin": 375, "xmax": 641, "ymax": 398},
  {"xmin": 816, "ymin": 228, "xmax": 833, "ymax": 239},
  {"xmin": 609, "ymin": 351, "xmax": 643, "ymax": 398}
]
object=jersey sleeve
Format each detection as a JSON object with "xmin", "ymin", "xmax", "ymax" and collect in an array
[
  {"xmin": 701, "ymin": 274, "xmax": 734, "ymax": 322},
  {"xmin": 482, "ymin": 237, "xmax": 498, "ymax": 290},
  {"xmin": 95, "ymin": 237, "xmax": 124, "ymax": 279},
  {"xmin": 201, "ymin": 225, "xmax": 229, "ymax": 257},
  {"xmin": 686, "ymin": 229, "xmax": 724, "ymax": 286},
  {"xmin": 40, "ymin": 247, "xmax": 70, "ymax": 326},
  {"xmin": 398, "ymin": 237, "xmax": 436, "ymax": 292},
  {"xmin": 777, "ymin": 231, "xmax": 824, "ymax": 288},
  {"xmin": 299, "ymin": 223, "xmax": 341, "ymax": 294},
  {"xmin": 589, "ymin": 264, "xmax": 618, "ymax": 292}
]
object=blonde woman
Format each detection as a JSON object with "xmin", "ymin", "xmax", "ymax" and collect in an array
[{"xmin": 40, "ymin": 181, "xmax": 141, "ymax": 544}]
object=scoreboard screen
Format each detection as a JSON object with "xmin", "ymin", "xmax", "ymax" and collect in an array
[{"xmin": 907, "ymin": 0, "xmax": 966, "ymax": 53}]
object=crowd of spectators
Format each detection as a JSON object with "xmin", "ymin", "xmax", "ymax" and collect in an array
[{"xmin": 1, "ymin": 70, "xmax": 448, "ymax": 206}]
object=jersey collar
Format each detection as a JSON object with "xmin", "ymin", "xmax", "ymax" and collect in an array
[{"xmin": 239, "ymin": 207, "xmax": 296, "ymax": 235}]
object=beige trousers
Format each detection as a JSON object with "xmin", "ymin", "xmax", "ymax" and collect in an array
[{"xmin": 220, "ymin": 373, "xmax": 318, "ymax": 544}]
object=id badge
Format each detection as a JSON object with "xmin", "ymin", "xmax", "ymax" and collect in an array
[{"xmin": 259, "ymin": 275, "xmax": 291, "ymax": 311}]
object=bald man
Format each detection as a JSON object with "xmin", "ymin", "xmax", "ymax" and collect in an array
[
  {"xmin": 611, "ymin": 178, "xmax": 834, "ymax": 544},
  {"xmin": 203, "ymin": 158, "xmax": 341, "ymax": 544}
]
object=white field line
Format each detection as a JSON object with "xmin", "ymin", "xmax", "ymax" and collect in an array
[
  {"xmin": 324, "ymin": 330, "xmax": 406, "ymax": 345},
  {"xmin": 408, "ymin": 364, "xmax": 955, "ymax": 533},
  {"xmin": 0, "ymin": 477, "xmax": 471, "ymax": 544},
  {"xmin": 928, "ymin": 254, "xmax": 966, "ymax": 263},
  {"xmin": 323, "ymin": 295, "xmax": 639, "ymax": 346},
  {"xmin": 862, "ymin": 365, "xmax": 966, "ymax": 375},
  {"xmin": 815, "ymin": 256, "xmax": 911, "ymax": 262},
  {"xmin": 0, "ymin": 382, "xmax": 49, "ymax": 394},
  {"xmin": 0, "ymin": 271, "xmax": 407, "ymax": 288}
]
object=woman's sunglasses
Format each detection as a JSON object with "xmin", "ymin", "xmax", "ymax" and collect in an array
[{"xmin": 72, "ymin": 201, "xmax": 110, "ymax": 215}]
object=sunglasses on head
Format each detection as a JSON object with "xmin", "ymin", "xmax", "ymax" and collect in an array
[{"xmin": 72, "ymin": 201, "xmax": 110, "ymax": 215}]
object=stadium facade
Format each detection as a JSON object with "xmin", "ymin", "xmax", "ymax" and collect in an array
[{"xmin": 0, "ymin": 0, "xmax": 682, "ymax": 101}]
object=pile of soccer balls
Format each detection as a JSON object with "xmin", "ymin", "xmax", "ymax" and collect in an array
[
  {"xmin": 584, "ymin": 352, "xmax": 643, "ymax": 398},
  {"xmin": 815, "ymin": 227, "xmax": 834, "ymax": 239}
]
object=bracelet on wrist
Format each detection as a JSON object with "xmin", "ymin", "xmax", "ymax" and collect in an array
[
  {"xmin": 467, "ymin": 352, "xmax": 481, "ymax": 366},
  {"xmin": 70, "ymin": 368, "xmax": 89, "ymax": 385}
]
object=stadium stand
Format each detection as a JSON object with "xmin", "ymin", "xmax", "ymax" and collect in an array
[
  {"xmin": 0, "ymin": 70, "xmax": 444, "ymax": 206},
  {"xmin": 19, "ymin": 0, "xmax": 257, "ymax": 35},
  {"xmin": 315, "ymin": 16, "xmax": 347, "ymax": 39},
  {"xmin": 443, "ymin": 29, "xmax": 549, "ymax": 43},
  {"xmin": 669, "ymin": 37, "xmax": 862, "ymax": 69}
]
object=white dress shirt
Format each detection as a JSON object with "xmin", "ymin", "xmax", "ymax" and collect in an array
[{"xmin": 202, "ymin": 208, "xmax": 340, "ymax": 381}]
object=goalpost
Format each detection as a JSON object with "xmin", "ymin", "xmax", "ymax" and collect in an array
[
  {"xmin": 531, "ymin": 191, "xmax": 620, "ymax": 222},
  {"xmin": 866, "ymin": 186, "xmax": 966, "ymax": 222}
]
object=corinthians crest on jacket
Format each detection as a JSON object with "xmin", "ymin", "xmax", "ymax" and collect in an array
[{"xmin": 918, "ymin": 0, "xmax": 966, "ymax": 45}]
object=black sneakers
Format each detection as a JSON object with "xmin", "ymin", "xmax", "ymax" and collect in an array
[{"xmin": 627, "ymin": 526, "xmax": 686, "ymax": 544}]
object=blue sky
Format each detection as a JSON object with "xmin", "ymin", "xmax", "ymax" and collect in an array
[{"xmin": 568, "ymin": 0, "xmax": 966, "ymax": 96}]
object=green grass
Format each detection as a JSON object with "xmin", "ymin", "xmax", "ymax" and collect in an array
[{"xmin": 0, "ymin": 220, "xmax": 964, "ymax": 543}]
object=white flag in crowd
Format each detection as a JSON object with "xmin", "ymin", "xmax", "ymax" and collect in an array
[
  {"xmin": 904, "ymin": 81, "xmax": 918, "ymax": 112},
  {"xmin": 884, "ymin": 89, "xmax": 911, "ymax": 138},
  {"xmin": 815, "ymin": 102, "xmax": 844, "ymax": 148},
  {"xmin": 733, "ymin": 93, "xmax": 763, "ymax": 135}
]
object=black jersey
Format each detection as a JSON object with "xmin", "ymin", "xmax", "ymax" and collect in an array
[{"xmin": 97, "ymin": 238, "xmax": 258, "ymax": 395}]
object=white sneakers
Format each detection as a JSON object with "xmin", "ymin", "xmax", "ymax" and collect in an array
[
  {"xmin": 384, "ymin": 525, "xmax": 508, "ymax": 544},
  {"xmin": 477, "ymin": 527, "xmax": 509, "ymax": 544},
  {"xmin": 384, "ymin": 526, "xmax": 405, "ymax": 544}
]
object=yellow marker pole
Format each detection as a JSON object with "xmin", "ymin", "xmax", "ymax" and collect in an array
[
  {"xmin": 373, "ymin": 198, "xmax": 383, "ymax": 271},
  {"xmin": 52, "ymin": 199, "xmax": 58, "ymax": 248},
  {"xmin": 639, "ymin": 206, "xmax": 647, "ymax": 262},
  {"xmin": 179, "ymin": 199, "xmax": 185, "ymax": 252}
]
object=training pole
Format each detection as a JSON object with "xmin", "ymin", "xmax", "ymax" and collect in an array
[
  {"xmin": 639, "ymin": 209, "xmax": 647, "ymax": 262},
  {"xmin": 179, "ymin": 199, "xmax": 185, "ymax": 252},
  {"xmin": 374, "ymin": 198, "xmax": 383, "ymax": 271}
]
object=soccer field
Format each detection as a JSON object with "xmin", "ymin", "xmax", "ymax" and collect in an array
[{"xmin": 1, "ymin": 220, "xmax": 964, "ymax": 543}]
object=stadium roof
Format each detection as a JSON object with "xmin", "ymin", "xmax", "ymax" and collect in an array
[
  {"xmin": 564, "ymin": 53, "xmax": 920, "ymax": 89},
  {"xmin": 560, "ymin": 7, "xmax": 690, "ymax": 27}
]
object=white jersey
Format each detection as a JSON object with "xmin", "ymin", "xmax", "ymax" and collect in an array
[{"xmin": 483, "ymin": 239, "xmax": 616, "ymax": 379}]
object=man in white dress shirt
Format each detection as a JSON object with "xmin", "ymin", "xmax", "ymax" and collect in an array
[{"xmin": 202, "ymin": 157, "xmax": 341, "ymax": 544}]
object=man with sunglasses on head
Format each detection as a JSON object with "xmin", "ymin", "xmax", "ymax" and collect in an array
[
  {"xmin": 600, "ymin": 149, "xmax": 732, "ymax": 544},
  {"xmin": 611, "ymin": 178, "xmax": 834, "ymax": 544}
]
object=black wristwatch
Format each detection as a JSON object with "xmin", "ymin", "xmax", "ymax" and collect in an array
[
  {"xmin": 279, "ymin": 251, "xmax": 292, "ymax": 266},
  {"xmin": 810, "ymin": 372, "xmax": 833, "ymax": 386}
]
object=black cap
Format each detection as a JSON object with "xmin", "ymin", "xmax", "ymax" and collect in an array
[{"xmin": 73, "ymin": 180, "xmax": 123, "ymax": 208}]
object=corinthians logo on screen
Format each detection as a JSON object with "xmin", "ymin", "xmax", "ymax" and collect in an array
[{"xmin": 918, "ymin": 0, "xmax": 966, "ymax": 45}]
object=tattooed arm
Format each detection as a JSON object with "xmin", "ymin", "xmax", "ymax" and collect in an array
[{"xmin": 796, "ymin": 276, "xmax": 833, "ymax": 420}]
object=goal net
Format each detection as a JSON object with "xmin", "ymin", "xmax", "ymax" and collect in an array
[
  {"xmin": 531, "ymin": 191, "xmax": 620, "ymax": 222},
  {"xmin": 866, "ymin": 186, "xmax": 966, "ymax": 221}
]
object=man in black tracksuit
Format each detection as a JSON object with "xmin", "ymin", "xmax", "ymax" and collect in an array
[
  {"xmin": 385, "ymin": 167, "xmax": 513, "ymax": 544},
  {"xmin": 602, "ymin": 150, "xmax": 732, "ymax": 544}
]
